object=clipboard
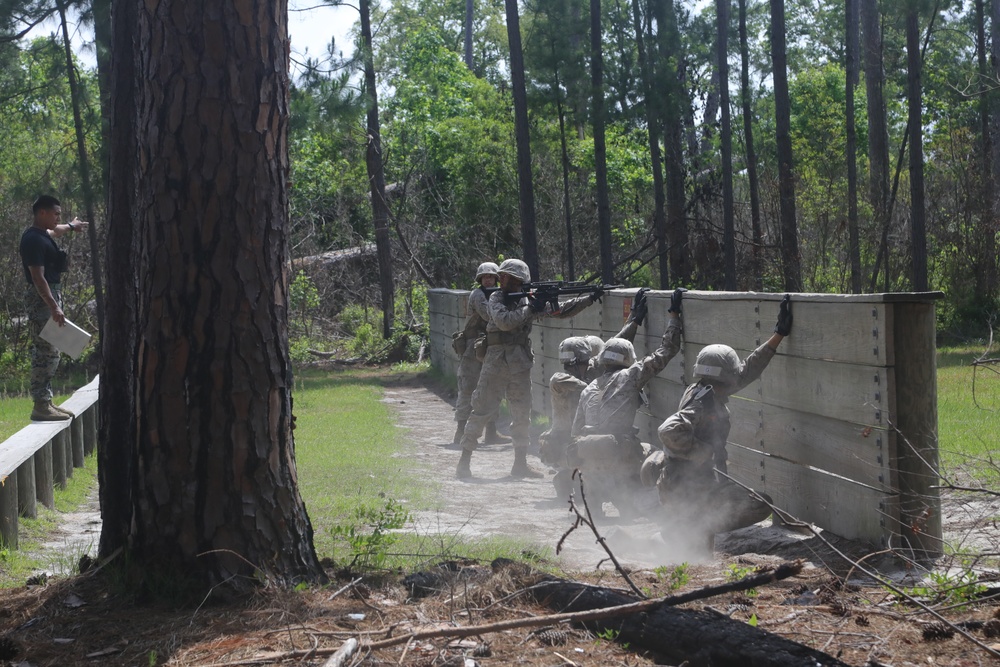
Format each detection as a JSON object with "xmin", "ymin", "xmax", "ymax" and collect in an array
[{"xmin": 39, "ymin": 317, "xmax": 92, "ymax": 360}]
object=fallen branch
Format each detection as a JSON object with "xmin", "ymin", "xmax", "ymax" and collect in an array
[
  {"xmin": 226, "ymin": 560, "xmax": 806, "ymax": 664},
  {"xmin": 321, "ymin": 638, "xmax": 358, "ymax": 667},
  {"xmin": 557, "ymin": 469, "xmax": 646, "ymax": 598},
  {"xmin": 715, "ymin": 468, "xmax": 1000, "ymax": 661}
]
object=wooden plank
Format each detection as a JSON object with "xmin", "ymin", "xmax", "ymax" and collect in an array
[
  {"xmin": 727, "ymin": 399, "xmax": 895, "ymax": 492},
  {"xmin": 675, "ymin": 345, "xmax": 889, "ymax": 428},
  {"xmin": 0, "ymin": 421, "xmax": 72, "ymax": 477},
  {"xmin": 728, "ymin": 447, "xmax": 897, "ymax": 546},
  {"xmin": 889, "ymin": 301, "xmax": 942, "ymax": 556},
  {"xmin": 680, "ymin": 299, "xmax": 892, "ymax": 366}
]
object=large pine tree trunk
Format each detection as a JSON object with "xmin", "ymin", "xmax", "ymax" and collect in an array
[
  {"xmin": 905, "ymin": 7, "xmax": 928, "ymax": 291},
  {"xmin": 717, "ymin": 0, "xmax": 735, "ymax": 290},
  {"xmin": 632, "ymin": 0, "xmax": 668, "ymax": 287},
  {"xmin": 861, "ymin": 0, "xmax": 890, "ymax": 290},
  {"xmin": 361, "ymin": 0, "xmax": 395, "ymax": 338},
  {"xmin": 991, "ymin": 0, "xmax": 1000, "ymax": 302},
  {"xmin": 769, "ymin": 0, "xmax": 802, "ymax": 291},
  {"xmin": 99, "ymin": 0, "xmax": 139, "ymax": 559},
  {"xmin": 846, "ymin": 0, "xmax": 862, "ymax": 293},
  {"xmin": 591, "ymin": 0, "xmax": 615, "ymax": 283},
  {"xmin": 505, "ymin": 0, "xmax": 540, "ymax": 279},
  {"xmin": 975, "ymin": 0, "xmax": 997, "ymax": 302},
  {"xmin": 121, "ymin": 0, "xmax": 324, "ymax": 588},
  {"xmin": 655, "ymin": 0, "xmax": 690, "ymax": 285},
  {"xmin": 738, "ymin": 0, "xmax": 763, "ymax": 289}
]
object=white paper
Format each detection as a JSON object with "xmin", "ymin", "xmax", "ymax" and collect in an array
[{"xmin": 39, "ymin": 317, "xmax": 92, "ymax": 360}]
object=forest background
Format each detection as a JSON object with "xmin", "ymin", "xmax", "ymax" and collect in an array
[{"xmin": 1, "ymin": 0, "xmax": 997, "ymax": 382}]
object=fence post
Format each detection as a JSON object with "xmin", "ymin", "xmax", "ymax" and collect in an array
[
  {"xmin": 83, "ymin": 406, "xmax": 97, "ymax": 456},
  {"xmin": 34, "ymin": 442, "xmax": 54, "ymax": 509},
  {"xmin": 0, "ymin": 473, "xmax": 17, "ymax": 548},
  {"xmin": 53, "ymin": 431, "xmax": 67, "ymax": 489},
  {"xmin": 17, "ymin": 459, "xmax": 37, "ymax": 519},
  {"xmin": 71, "ymin": 416, "xmax": 85, "ymax": 468}
]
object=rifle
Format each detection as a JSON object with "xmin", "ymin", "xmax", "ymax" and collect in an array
[{"xmin": 506, "ymin": 280, "xmax": 623, "ymax": 313}]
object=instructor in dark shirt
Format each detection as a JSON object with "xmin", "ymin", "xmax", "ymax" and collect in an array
[{"xmin": 19, "ymin": 195, "xmax": 89, "ymax": 422}]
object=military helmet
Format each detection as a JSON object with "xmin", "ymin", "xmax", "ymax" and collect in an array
[
  {"xmin": 475, "ymin": 262, "xmax": 500, "ymax": 282},
  {"xmin": 584, "ymin": 335, "xmax": 605, "ymax": 359},
  {"xmin": 559, "ymin": 336, "xmax": 600, "ymax": 365},
  {"xmin": 692, "ymin": 344, "xmax": 742, "ymax": 388},
  {"xmin": 497, "ymin": 258, "xmax": 531, "ymax": 283},
  {"xmin": 598, "ymin": 338, "xmax": 636, "ymax": 368}
]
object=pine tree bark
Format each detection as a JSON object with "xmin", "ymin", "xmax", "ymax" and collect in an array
[
  {"xmin": 861, "ymin": 0, "xmax": 890, "ymax": 290},
  {"xmin": 505, "ymin": 0, "xmax": 540, "ymax": 279},
  {"xmin": 631, "ymin": 0, "xmax": 668, "ymax": 287},
  {"xmin": 846, "ymin": 0, "xmax": 862, "ymax": 293},
  {"xmin": 591, "ymin": 0, "xmax": 615, "ymax": 283},
  {"xmin": 905, "ymin": 7, "xmax": 928, "ymax": 291},
  {"xmin": 975, "ymin": 0, "xmax": 997, "ymax": 301},
  {"xmin": 655, "ymin": 0, "xmax": 690, "ymax": 285},
  {"xmin": 769, "ymin": 0, "xmax": 802, "ymax": 291},
  {"xmin": 360, "ymin": 0, "xmax": 395, "ymax": 338},
  {"xmin": 738, "ymin": 0, "xmax": 763, "ymax": 289},
  {"xmin": 117, "ymin": 0, "xmax": 325, "ymax": 588},
  {"xmin": 99, "ymin": 0, "xmax": 139, "ymax": 559},
  {"xmin": 717, "ymin": 0, "xmax": 736, "ymax": 290}
]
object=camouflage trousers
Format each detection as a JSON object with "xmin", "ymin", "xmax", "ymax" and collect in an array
[
  {"xmin": 460, "ymin": 350, "xmax": 532, "ymax": 450},
  {"xmin": 454, "ymin": 347, "xmax": 483, "ymax": 422},
  {"xmin": 25, "ymin": 284, "xmax": 62, "ymax": 402}
]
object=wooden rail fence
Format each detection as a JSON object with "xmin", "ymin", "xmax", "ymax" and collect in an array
[
  {"xmin": 0, "ymin": 377, "xmax": 100, "ymax": 549},
  {"xmin": 428, "ymin": 289, "xmax": 943, "ymax": 557}
]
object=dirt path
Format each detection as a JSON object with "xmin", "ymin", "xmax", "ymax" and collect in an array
[{"xmin": 381, "ymin": 378, "xmax": 835, "ymax": 574}]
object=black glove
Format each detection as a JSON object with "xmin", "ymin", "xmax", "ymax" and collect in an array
[
  {"xmin": 630, "ymin": 288, "xmax": 650, "ymax": 326},
  {"xmin": 774, "ymin": 294, "xmax": 792, "ymax": 336},
  {"xmin": 668, "ymin": 287, "xmax": 686, "ymax": 314},
  {"xmin": 529, "ymin": 296, "xmax": 547, "ymax": 313},
  {"xmin": 590, "ymin": 286, "xmax": 605, "ymax": 303}
]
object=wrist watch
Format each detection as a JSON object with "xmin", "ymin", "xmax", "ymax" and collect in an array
[{"xmin": 68, "ymin": 222, "xmax": 75, "ymax": 231}]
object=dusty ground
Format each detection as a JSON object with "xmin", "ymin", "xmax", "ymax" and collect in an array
[{"xmin": 2, "ymin": 370, "xmax": 999, "ymax": 667}]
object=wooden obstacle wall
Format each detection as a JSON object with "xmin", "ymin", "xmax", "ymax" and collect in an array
[{"xmin": 428, "ymin": 289, "xmax": 943, "ymax": 555}]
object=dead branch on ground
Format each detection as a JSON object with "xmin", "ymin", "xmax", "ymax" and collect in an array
[{"xmin": 556, "ymin": 469, "xmax": 646, "ymax": 598}]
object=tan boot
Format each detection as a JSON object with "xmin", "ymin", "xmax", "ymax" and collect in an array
[
  {"xmin": 51, "ymin": 403, "xmax": 75, "ymax": 418},
  {"xmin": 31, "ymin": 400, "xmax": 71, "ymax": 422},
  {"xmin": 510, "ymin": 448, "xmax": 544, "ymax": 478},
  {"xmin": 456, "ymin": 449, "xmax": 473, "ymax": 479},
  {"xmin": 484, "ymin": 421, "xmax": 512, "ymax": 444}
]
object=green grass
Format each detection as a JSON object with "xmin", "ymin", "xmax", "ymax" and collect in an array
[
  {"xmin": 935, "ymin": 345, "xmax": 1000, "ymax": 482},
  {"xmin": 0, "ymin": 455, "xmax": 98, "ymax": 586},
  {"xmin": 0, "ymin": 392, "xmax": 73, "ymax": 441}
]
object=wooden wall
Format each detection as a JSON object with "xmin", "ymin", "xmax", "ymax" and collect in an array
[{"xmin": 428, "ymin": 289, "xmax": 943, "ymax": 554}]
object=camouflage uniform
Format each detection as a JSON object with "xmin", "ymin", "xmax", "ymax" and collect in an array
[
  {"xmin": 459, "ymin": 290, "xmax": 595, "ymax": 459},
  {"xmin": 455, "ymin": 285, "xmax": 493, "ymax": 423},
  {"xmin": 540, "ymin": 328, "xmax": 634, "ymax": 467},
  {"xmin": 25, "ymin": 284, "xmax": 62, "ymax": 402},
  {"xmin": 569, "ymin": 317, "xmax": 682, "ymax": 514},
  {"xmin": 652, "ymin": 342, "xmax": 777, "ymax": 538}
]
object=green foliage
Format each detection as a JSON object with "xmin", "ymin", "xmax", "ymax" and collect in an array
[
  {"xmin": 290, "ymin": 270, "xmax": 320, "ymax": 337},
  {"xmin": 726, "ymin": 564, "xmax": 758, "ymax": 597},
  {"xmin": 654, "ymin": 562, "xmax": 690, "ymax": 592},
  {"xmin": 899, "ymin": 567, "xmax": 987, "ymax": 609},
  {"xmin": 329, "ymin": 497, "xmax": 412, "ymax": 571}
]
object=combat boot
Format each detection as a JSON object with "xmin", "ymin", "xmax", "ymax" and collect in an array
[
  {"xmin": 31, "ymin": 400, "xmax": 70, "ymax": 422},
  {"xmin": 52, "ymin": 403, "xmax": 75, "ymax": 418},
  {"xmin": 483, "ymin": 421, "xmax": 511, "ymax": 444},
  {"xmin": 456, "ymin": 449, "xmax": 473, "ymax": 479},
  {"xmin": 510, "ymin": 448, "xmax": 544, "ymax": 478}
]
